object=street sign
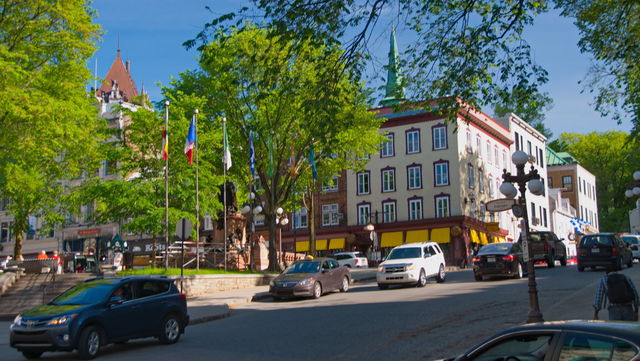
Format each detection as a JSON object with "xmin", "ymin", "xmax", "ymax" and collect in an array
[
  {"xmin": 175, "ymin": 218, "xmax": 192, "ymax": 240},
  {"xmin": 485, "ymin": 198, "xmax": 516, "ymax": 212},
  {"xmin": 486, "ymin": 222, "xmax": 499, "ymax": 231}
]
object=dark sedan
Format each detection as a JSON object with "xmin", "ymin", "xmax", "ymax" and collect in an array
[
  {"xmin": 10, "ymin": 276, "xmax": 188, "ymax": 360},
  {"xmin": 445, "ymin": 320, "xmax": 640, "ymax": 361},
  {"xmin": 472, "ymin": 242, "xmax": 525, "ymax": 281},
  {"xmin": 269, "ymin": 258, "xmax": 351, "ymax": 299}
]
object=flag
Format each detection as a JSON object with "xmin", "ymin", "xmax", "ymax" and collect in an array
[
  {"xmin": 184, "ymin": 117, "xmax": 196, "ymax": 164},
  {"xmin": 268, "ymin": 136, "xmax": 274, "ymax": 178},
  {"xmin": 249, "ymin": 131, "xmax": 255, "ymax": 176},
  {"xmin": 162, "ymin": 129, "xmax": 168, "ymax": 160},
  {"xmin": 309, "ymin": 147, "xmax": 317, "ymax": 180},
  {"xmin": 223, "ymin": 120, "xmax": 232, "ymax": 170}
]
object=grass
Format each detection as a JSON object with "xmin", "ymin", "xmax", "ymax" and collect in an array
[{"xmin": 117, "ymin": 267, "xmax": 273, "ymax": 276}]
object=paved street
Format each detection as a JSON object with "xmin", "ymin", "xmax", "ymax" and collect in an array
[{"xmin": 1, "ymin": 264, "xmax": 635, "ymax": 361}]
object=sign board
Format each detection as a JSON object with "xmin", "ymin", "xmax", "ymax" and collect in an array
[
  {"xmin": 485, "ymin": 198, "xmax": 516, "ymax": 212},
  {"xmin": 175, "ymin": 218, "xmax": 192, "ymax": 241},
  {"xmin": 486, "ymin": 222, "xmax": 499, "ymax": 231}
]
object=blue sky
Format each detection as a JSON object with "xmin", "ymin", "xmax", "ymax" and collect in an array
[{"xmin": 90, "ymin": 1, "xmax": 631, "ymax": 139}]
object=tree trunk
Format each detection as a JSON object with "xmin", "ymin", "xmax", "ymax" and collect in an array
[
  {"xmin": 12, "ymin": 213, "xmax": 28, "ymax": 259},
  {"xmin": 308, "ymin": 188, "xmax": 316, "ymax": 257},
  {"xmin": 267, "ymin": 213, "xmax": 279, "ymax": 272},
  {"xmin": 151, "ymin": 234, "xmax": 157, "ymax": 268}
]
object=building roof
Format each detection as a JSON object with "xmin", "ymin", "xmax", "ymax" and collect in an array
[
  {"xmin": 380, "ymin": 26, "xmax": 405, "ymax": 107},
  {"xmin": 546, "ymin": 147, "xmax": 580, "ymax": 166},
  {"xmin": 97, "ymin": 49, "xmax": 139, "ymax": 102}
]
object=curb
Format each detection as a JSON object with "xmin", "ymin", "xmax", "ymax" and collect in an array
[{"xmin": 189, "ymin": 309, "xmax": 231, "ymax": 326}]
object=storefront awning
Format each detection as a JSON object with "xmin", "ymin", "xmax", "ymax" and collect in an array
[
  {"xmin": 431, "ymin": 228, "xmax": 451, "ymax": 243},
  {"xmin": 316, "ymin": 239, "xmax": 328, "ymax": 251},
  {"xmin": 406, "ymin": 230, "xmax": 428, "ymax": 243},
  {"xmin": 480, "ymin": 232, "xmax": 489, "ymax": 245},
  {"xmin": 497, "ymin": 237, "xmax": 507, "ymax": 243},
  {"xmin": 329, "ymin": 238, "xmax": 345, "ymax": 250},
  {"xmin": 380, "ymin": 232, "xmax": 403, "ymax": 248},
  {"xmin": 296, "ymin": 241, "xmax": 309, "ymax": 252},
  {"xmin": 470, "ymin": 229, "xmax": 480, "ymax": 244}
]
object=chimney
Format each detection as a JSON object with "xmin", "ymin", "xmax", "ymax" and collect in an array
[{"xmin": 126, "ymin": 60, "xmax": 130, "ymax": 73}]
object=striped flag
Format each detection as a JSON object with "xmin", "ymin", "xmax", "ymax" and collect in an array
[
  {"xmin": 184, "ymin": 117, "xmax": 196, "ymax": 164},
  {"xmin": 222, "ymin": 119, "xmax": 232, "ymax": 170},
  {"xmin": 162, "ymin": 129, "xmax": 168, "ymax": 160},
  {"xmin": 249, "ymin": 131, "xmax": 255, "ymax": 176},
  {"xmin": 309, "ymin": 147, "xmax": 317, "ymax": 180}
]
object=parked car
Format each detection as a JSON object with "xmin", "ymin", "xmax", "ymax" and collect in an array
[
  {"xmin": 333, "ymin": 252, "xmax": 369, "ymax": 268},
  {"xmin": 621, "ymin": 234, "xmax": 640, "ymax": 260},
  {"xmin": 577, "ymin": 232, "xmax": 633, "ymax": 272},
  {"xmin": 10, "ymin": 276, "xmax": 189, "ymax": 360},
  {"xmin": 444, "ymin": 320, "xmax": 640, "ymax": 361},
  {"xmin": 269, "ymin": 257, "xmax": 351, "ymax": 300},
  {"xmin": 521, "ymin": 231, "xmax": 568, "ymax": 268},
  {"xmin": 472, "ymin": 242, "xmax": 526, "ymax": 281},
  {"xmin": 376, "ymin": 241, "xmax": 446, "ymax": 289}
]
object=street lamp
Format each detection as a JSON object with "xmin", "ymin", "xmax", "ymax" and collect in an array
[
  {"xmin": 275, "ymin": 208, "xmax": 289, "ymax": 267},
  {"xmin": 500, "ymin": 150, "xmax": 545, "ymax": 323},
  {"xmin": 241, "ymin": 190, "xmax": 263, "ymax": 270}
]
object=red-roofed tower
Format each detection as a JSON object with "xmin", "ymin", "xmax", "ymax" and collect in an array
[{"xmin": 97, "ymin": 49, "xmax": 139, "ymax": 102}]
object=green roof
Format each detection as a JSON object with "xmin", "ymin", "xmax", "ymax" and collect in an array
[{"xmin": 546, "ymin": 147, "xmax": 579, "ymax": 165}]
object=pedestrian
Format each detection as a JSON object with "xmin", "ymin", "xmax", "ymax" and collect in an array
[
  {"xmin": 51, "ymin": 250, "xmax": 62, "ymax": 274},
  {"xmin": 593, "ymin": 270, "xmax": 639, "ymax": 321},
  {"xmin": 36, "ymin": 250, "xmax": 48, "ymax": 260},
  {"xmin": 0, "ymin": 255, "xmax": 12, "ymax": 269}
]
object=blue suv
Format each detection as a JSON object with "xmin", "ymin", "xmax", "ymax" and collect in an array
[{"xmin": 10, "ymin": 276, "xmax": 189, "ymax": 359}]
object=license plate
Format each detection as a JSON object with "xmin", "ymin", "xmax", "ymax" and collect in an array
[
  {"xmin": 592, "ymin": 248, "xmax": 600, "ymax": 253},
  {"xmin": 487, "ymin": 257, "xmax": 496, "ymax": 262}
]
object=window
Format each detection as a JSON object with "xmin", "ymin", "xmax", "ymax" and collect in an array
[
  {"xmin": 468, "ymin": 164, "xmax": 475, "ymax": 188},
  {"xmin": 515, "ymin": 131, "xmax": 520, "ymax": 150},
  {"xmin": 486, "ymin": 142, "xmax": 492, "ymax": 164},
  {"xmin": 382, "ymin": 201, "xmax": 396, "ymax": 223},
  {"xmin": 494, "ymin": 146, "xmax": 499, "ymax": 168},
  {"xmin": 538, "ymin": 148, "xmax": 544, "ymax": 168},
  {"xmin": 407, "ymin": 165, "xmax": 422, "ymax": 190},
  {"xmin": 381, "ymin": 133, "xmax": 394, "ymax": 157},
  {"xmin": 478, "ymin": 169, "xmax": 485, "ymax": 193},
  {"xmin": 476, "ymin": 137, "xmax": 482, "ymax": 158},
  {"xmin": 531, "ymin": 203, "xmax": 537, "ymax": 224},
  {"xmin": 562, "ymin": 176, "xmax": 573, "ymax": 191},
  {"xmin": 466, "ymin": 130, "xmax": 472, "ymax": 152},
  {"xmin": 558, "ymin": 332, "xmax": 636, "ymax": 361},
  {"xmin": 381, "ymin": 168, "xmax": 396, "ymax": 192},
  {"xmin": 0, "ymin": 198, "xmax": 9, "ymax": 211},
  {"xmin": 543, "ymin": 208, "xmax": 548, "ymax": 227},
  {"xmin": 579, "ymin": 177, "xmax": 582, "ymax": 192},
  {"xmin": 406, "ymin": 129, "xmax": 420, "ymax": 154},
  {"xmin": 527, "ymin": 140, "xmax": 532, "ymax": 157},
  {"xmin": 322, "ymin": 204, "xmax": 340, "ymax": 226},
  {"xmin": 435, "ymin": 195, "xmax": 450, "ymax": 218},
  {"xmin": 479, "ymin": 201, "xmax": 485, "ymax": 220},
  {"xmin": 473, "ymin": 333, "xmax": 553, "ymax": 361},
  {"xmin": 408, "ymin": 198, "xmax": 423, "ymax": 220},
  {"xmin": 357, "ymin": 172, "xmax": 370, "ymax": 195},
  {"xmin": 488, "ymin": 177, "xmax": 494, "ymax": 196},
  {"xmin": 502, "ymin": 151, "xmax": 507, "ymax": 171},
  {"xmin": 434, "ymin": 161, "xmax": 449, "ymax": 186},
  {"xmin": 0, "ymin": 221, "xmax": 12, "ymax": 243},
  {"xmin": 495, "ymin": 179, "xmax": 501, "ymax": 198},
  {"xmin": 104, "ymin": 160, "xmax": 117, "ymax": 176},
  {"xmin": 357, "ymin": 204, "xmax": 370, "ymax": 225},
  {"xmin": 432, "ymin": 125, "xmax": 447, "ymax": 150},
  {"xmin": 293, "ymin": 208, "xmax": 308, "ymax": 229},
  {"xmin": 321, "ymin": 175, "xmax": 339, "ymax": 192},
  {"xmin": 548, "ymin": 177, "xmax": 553, "ymax": 188}
]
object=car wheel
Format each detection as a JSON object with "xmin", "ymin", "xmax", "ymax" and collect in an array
[
  {"xmin": 436, "ymin": 264, "xmax": 446, "ymax": 283},
  {"xmin": 578, "ymin": 264, "xmax": 585, "ymax": 272},
  {"xmin": 547, "ymin": 255, "xmax": 555, "ymax": 268},
  {"xmin": 345, "ymin": 264, "xmax": 352, "ymax": 268},
  {"xmin": 77, "ymin": 325, "xmax": 102, "ymax": 360},
  {"xmin": 514, "ymin": 263, "xmax": 523, "ymax": 279},
  {"xmin": 377, "ymin": 283, "xmax": 388, "ymax": 290},
  {"xmin": 560, "ymin": 255, "xmax": 567, "ymax": 266},
  {"xmin": 474, "ymin": 273, "xmax": 482, "ymax": 281},
  {"xmin": 21, "ymin": 351, "xmax": 43, "ymax": 359},
  {"xmin": 417, "ymin": 269, "xmax": 427, "ymax": 287},
  {"xmin": 312, "ymin": 282, "xmax": 322, "ymax": 299},
  {"xmin": 158, "ymin": 314, "xmax": 182, "ymax": 345},
  {"xmin": 339, "ymin": 276, "xmax": 349, "ymax": 292}
]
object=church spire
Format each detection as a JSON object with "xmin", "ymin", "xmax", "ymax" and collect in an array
[{"xmin": 380, "ymin": 26, "xmax": 405, "ymax": 107}]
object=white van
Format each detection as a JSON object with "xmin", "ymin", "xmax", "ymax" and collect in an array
[{"xmin": 376, "ymin": 242, "xmax": 446, "ymax": 289}]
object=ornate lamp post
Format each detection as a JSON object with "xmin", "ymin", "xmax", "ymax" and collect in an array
[
  {"xmin": 500, "ymin": 150, "xmax": 545, "ymax": 323},
  {"xmin": 241, "ymin": 190, "xmax": 263, "ymax": 270},
  {"xmin": 275, "ymin": 207, "xmax": 289, "ymax": 268}
]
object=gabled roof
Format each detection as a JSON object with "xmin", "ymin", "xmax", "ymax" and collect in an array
[
  {"xmin": 546, "ymin": 147, "xmax": 579, "ymax": 165},
  {"xmin": 98, "ymin": 49, "xmax": 138, "ymax": 102}
]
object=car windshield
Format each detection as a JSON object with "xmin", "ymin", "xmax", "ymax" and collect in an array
[
  {"xmin": 580, "ymin": 235, "xmax": 613, "ymax": 247},
  {"xmin": 335, "ymin": 255, "xmax": 352, "ymax": 260},
  {"xmin": 478, "ymin": 243, "xmax": 513, "ymax": 255},
  {"xmin": 50, "ymin": 280, "xmax": 119, "ymax": 305},
  {"xmin": 387, "ymin": 247, "xmax": 421, "ymax": 260},
  {"xmin": 622, "ymin": 236, "xmax": 639, "ymax": 245},
  {"xmin": 529, "ymin": 233, "xmax": 550, "ymax": 242},
  {"xmin": 284, "ymin": 261, "xmax": 321, "ymax": 274}
]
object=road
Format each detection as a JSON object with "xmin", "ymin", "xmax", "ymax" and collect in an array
[{"xmin": 1, "ymin": 264, "xmax": 636, "ymax": 361}]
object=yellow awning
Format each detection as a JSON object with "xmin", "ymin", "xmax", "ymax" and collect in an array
[
  {"xmin": 479, "ymin": 232, "xmax": 488, "ymax": 245},
  {"xmin": 470, "ymin": 229, "xmax": 480, "ymax": 244},
  {"xmin": 329, "ymin": 238, "xmax": 345, "ymax": 250},
  {"xmin": 406, "ymin": 230, "xmax": 428, "ymax": 243},
  {"xmin": 381, "ymin": 231, "xmax": 403, "ymax": 248},
  {"xmin": 316, "ymin": 239, "xmax": 328, "ymax": 251},
  {"xmin": 431, "ymin": 227, "xmax": 451, "ymax": 243},
  {"xmin": 296, "ymin": 241, "xmax": 309, "ymax": 252},
  {"xmin": 497, "ymin": 237, "xmax": 506, "ymax": 243}
]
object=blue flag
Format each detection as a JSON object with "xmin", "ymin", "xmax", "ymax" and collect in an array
[
  {"xmin": 249, "ymin": 131, "xmax": 255, "ymax": 176},
  {"xmin": 309, "ymin": 147, "xmax": 317, "ymax": 180}
]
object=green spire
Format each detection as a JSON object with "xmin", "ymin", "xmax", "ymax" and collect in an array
[{"xmin": 381, "ymin": 26, "xmax": 405, "ymax": 106}]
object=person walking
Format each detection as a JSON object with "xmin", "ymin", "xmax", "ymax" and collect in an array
[{"xmin": 593, "ymin": 270, "xmax": 639, "ymax": 321}]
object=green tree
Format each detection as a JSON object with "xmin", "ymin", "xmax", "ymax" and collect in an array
[
  {"xmin": 172, "ymin": 25, "xmax": 382, "ymax": 271},
  {"xmin": 0, "ymin": 0, "xmax": 103, "ymax": 258},
  {"xmin": 550, "ymin": 131, "xmax": 640, "ymax": 232}
]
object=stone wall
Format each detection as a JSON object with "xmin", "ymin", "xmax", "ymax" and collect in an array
[{"xmin": 169, "ymin": 273, "xmax": 277, "ymax": 297}]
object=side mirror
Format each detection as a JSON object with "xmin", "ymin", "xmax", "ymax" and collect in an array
[{"xmin": 108, "ymin": 296, "xmax": 125, "ymax": 305}]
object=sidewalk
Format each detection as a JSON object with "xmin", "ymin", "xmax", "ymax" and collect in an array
[{"xmin": 186, "ymin": 267, "xmax": 378, "ymax": 325}]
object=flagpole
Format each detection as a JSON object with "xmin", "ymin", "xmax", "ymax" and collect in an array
[
  {"xmin": 164, "ymin": 101, "xmax": 170, "ymax": 270},
  {"xmin": 194, "ymin": 109, "xmax": 200, "ymax": 271},
  {"xmin": 223, "ymin": 117, "xmax": 228, "ymax": 272}
]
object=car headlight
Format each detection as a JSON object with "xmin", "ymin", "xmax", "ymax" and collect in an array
[
  {"xmin": 46, "ymin": 314, "xmax": 77, "ymax": 326},
  {"xmin": 269, "ymin": 280, "xmax": 275, "ymax": 287},
  {"xmin": 377, "ymin": 266, "xmax": 384, "ymax": 272},
  {"xmin": 406, "ymin": 264, "xmax": 416, "ymax": 271},
  {"xmin": 12, "ymin": 315, "xmax": 22, "ymax": 326},
  {"xmin": 299, "ymin": 278, "xmax": 314, "ymax": 286}
]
